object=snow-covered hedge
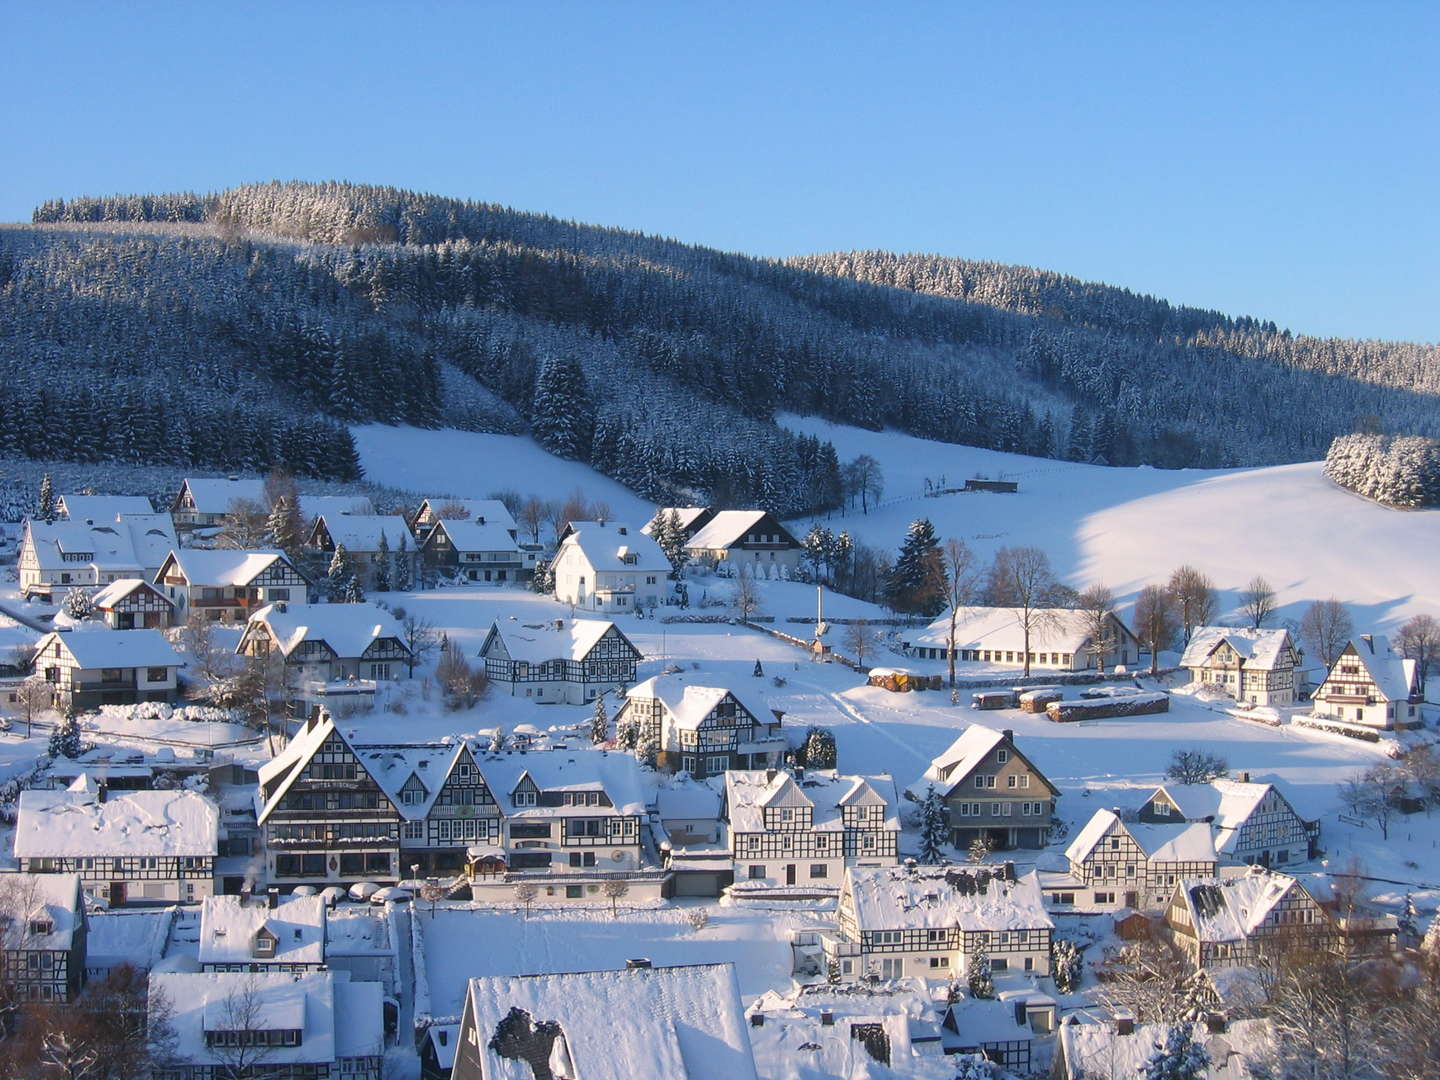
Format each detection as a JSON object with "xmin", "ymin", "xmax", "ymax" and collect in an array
[
  {"xmin": 1291, "ymin": 715, "xmax": 1382, "ymax": 742},
  {"xmin": 1324, "ymin": 432, "xmax": 1440, "ymax": 508},
  {"xmin": 1045, "ymin": 692, "xmax": 1169, "ymax": 722},
  {"xmin": 90, "ymin": 701, "xmax": 243, "ymax": 726}
]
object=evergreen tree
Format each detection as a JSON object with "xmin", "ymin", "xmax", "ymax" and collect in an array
[
  {"xmin": 327, "ymin": 544, "xmax": 353, "ymax": 599},
  {"xmin": 1140, "ymin": 1025, "xmax": 1210, "ymax": 1080},
  {"xmin": 1052, "ymin": 939, "xmax": 1083, "ymax": 994},
  {"xmin": 395, "ymin": 532, "xmax": 412, "ymax": 590},
  {"xmin": 918, "ymin": 784, "xmax": 949, "ymax": 862},
  {"xmin": 660, "ymin": 508, "xmax": 688, "ymax": 576},
  {"xmin": 343, "ymin": 573, "xmax": 365, "ymax": 604},
  {"xmin": 531, "ymin": 354, "xmax": 592, "ymax": 460},
  {"xmin": 374, "ymin": 531, "xmax": 392, "ymax": 592},
  {"xmin": 803, "ymin": 726, "xmax": 837, "ymax": 769},
  {"xmin": 266, "ymin": 494, "xmax": 303, "ymax": 559},
  {"xmin": 36, "ymin": 473, "xmax": 56, "ymax": 523},
  {"xmin": 48, "ymin": 709, "xmax": 84, "ymax": 760},
  {"xmin": 63, "ymin": 588, "xmax": 93, "ymax": 621},
  {"xmin": 885, "ymin": 518, "xmax": 945, "ymax": 616},
  {"xmin": 967, "ymin": 833, "xmax": 993, "ymax": 864},
  {"xmin": 531, "ymin": 558, "xmax": 554, "ymax": 594},
  {"xmin": 591, "ymin": 692, "xmax": 609, "ymax": 745},
  {"xmin": 967, "ymin": 948, "xmax": 995, "ymax": 998}
]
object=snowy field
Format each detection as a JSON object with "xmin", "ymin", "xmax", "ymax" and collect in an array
[{"xmin": 781, "ymin": 414, "xmax": 1440, "ymax": 632}]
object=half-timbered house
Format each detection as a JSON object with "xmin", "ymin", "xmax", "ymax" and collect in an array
[
  {"xmin": 479, "ymin": 618, "xmax": 641, "ymax": 705},
  {"xmin": 685, "ymin": 510, "xmax": 803, "ymax": 576},
  {"xmin": 90, "ymin": 578, "xmax": 175, "ymax": 630},
  {"xmin": 154, "ymin": 549, "xmax": 311, "ymax": 624},
  {"xmin": 238, "ymin": 602, "xmax": 412, "ymax": 711},
  {"xmin": 56, "ymin": 495, "xmax": 154, "ymax": 520},
  {"xmin": 1050, "ymin": 809, "xmax": 1218, "ymax": 911},
  {"xmin": 1310, "ymin": 634, "xmax": 1421, "ymax": 729},
  {"xmin": 908, "ymin": 727, "xmax": 1059, "ymax": 851},
  {"xmin": 616, "ymin": 673, "xmax": 786, "ymax": 777},
  {"xmin": 33, "ymin": 629, "xmax": 180, "ymax": 710},
  {"xmin": 1180, "ymin": 627, "xmax": 1303, "ymax": 706},
  {"xmin": 198, "ymin": 892, "xmax": 326, "ymax": 973},
  {"xmin": 550, "ymin": 521, "xmax": 670, "ymax": 613},
  {"xmin": 824, "ymin": 864, "xmax": 1053, "ymax": 983},
  {"xmin": 901, "ymin": 607, "xmax": 1140, "ymax": 672},
  {"xmin": 409, "ymin": 497, "xmax": 518, "ymax": 540},
  {"xmin": 19, "ymin": 515, "xmax": 178, "ymax": 602},
  {"xmin": 15, "ymin": 775, "xmax": 218, "ymax": 906},
  {"xmin": 1165, "ymin": 867, "xmax": 1334, "ymax": 969},
  {"xmin": 641, "ymin": 506, "xmax": 716, "ymax": 544},
  {"xmin": 724, "ymin": 769, "xmax": 899, "ymax": 892},
  {"xmin": 0, "ymin": 872, "xmax": 86, "ymax": 1004},
  {"xmin": 418, "ymin": 517, "xmax": 536, "ymax": 584},
  {"xmin": 1138, "ymin": 776, "xmax": 1313, "ymax": 868},
  {"xmin": 169, "ymin": 477, "xmax": 266, "ymax": 529},
  {"xmin": 304, "ymin": 514, "xmax": 415, "ymax": 592}
]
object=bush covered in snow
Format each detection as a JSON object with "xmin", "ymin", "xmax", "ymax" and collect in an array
[
  {"xmin": 1324, "ymin": 432, "xmax": 1440, "ymax": 508},
  {"xmin": 92, "ymin": 701, "xmax": 243, "ymax": 727}
]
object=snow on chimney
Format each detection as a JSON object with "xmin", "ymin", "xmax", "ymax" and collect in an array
[
  {"xmin": 626, "ymin": 957, "xmax": 652, "ymax": 970},
  {"xmin": 1114, "ymin": 1010, "xmax": 1135, "ymax": 1036}
]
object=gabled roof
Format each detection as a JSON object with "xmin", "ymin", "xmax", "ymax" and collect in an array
[
  {"xmin": 0, "ymin": 873, "xmax": 83, "ymax": 952},
  {"xmin": 1330, "ymin": 635, "xmax": 1417, "ymax": 701},
  {"xmin": 15, "ymin": 780, "xmax": 218, "ymax": 857},
  {"xmin": 462, "ymin": 963, "xmax": 758, "ymax": 1080},
  {"xmin": 23, "ymin": 518, "xmax": 156, "ymax": 574},
  {"xmin": 1150, "ymin": 780, "xmax": 1284, "ymax": 857},
  {"xmin": 1056, "ymin": 1018, "xmax": 1274, "ymax": 1080},
  {"xmin": 424, "ymin": 517, "xmax": 520, "ymax": 554},
  {"xmin": 175, "ymin": 477, "xmax": 266, "ymax": 515},
  {"xmin": 354, "ymin": 741, "xmax": 466, "ymax": 822},
  {"xmin": 843, "ymin": 865, "xmax": 1053, "ymax": 933},
  {"xmin": 36, "ymin": 628, "xmax": 180, "ymax": 670},
  {"xmin": 624, "ymin": 673, "xmax": 781, "ymax": 730},
  {"xmin": 57, "ymin": 494, "xmax": 154, "ymax": 520},
  {"xmin": 905, "ymin": 606, "xmax": 1139, "ymax": 653},
  {"xmin": 641, "ymin": 507, "xmax": 712, "ymax": 536},
  {"xmin": 1176, "ymin": 868, "xmax": 1314, "ymax": 944},
  {"xmin": 299, "ymin": 495, "xmax": 374, "ymax": 520},
  {"xmin": 558, "ymin": 521, "xmax": 670, "ymax": 574},
  {"xmin": 91, "ymin": 578, "xmax": 173, "ymax": 610},
  {"xmin": 157, "ymin": 548, "xmax": 291, "ymax": 588},
  {"xmin": 725, "ymin": 769, "xmax": 900, "ymax": 834},
  {"xmin": 910, "ymin": 726, "xmax": 1059, "ymax": 800},
  {"xmin": 481, "ymin": 618, "xmax": 638, "ymax": 665},
  {"xmin": 1180, "ymin": 626, "xmax": 1297, "ymax": 671},
  {"xmin": 258, "ymin": 716, "xmax": 359, "ymax": 824},
  {"xmin": 474, "ymin": 749, "xmax": 647, "ymax": 817},
  {"xmin": 245, "ymin": 602, "xmax": 409, "ymax": 661},
  {"xmin": 686, "ymin": 510, "xmax": 798, "ymax": 552},
  {"xmin": 311, "ymin": 514, "xmax": 410, "ymax": 552},
  {"xmin": 1065, "ymin": 809, "xmax": 1217, "ymax": 865},
  {"xmin": 416, "ymin": 497, "xmax": 518, "ymax": 532},
  {"xmin": 198, "ymin": 894, "xmax": 326, "ymax": 967}
]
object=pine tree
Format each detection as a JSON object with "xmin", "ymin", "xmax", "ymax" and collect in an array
[
  {"xmin": 967, "ymin": 947, "xmax": 995, "ymax": 998},
  {"xmin": 63, "ymin": 588, "xmax": 94, "ymax": 621},
  {"xmin": 343, "ymin": 573, "xmax": 365, "ymax": 604},
  {"xmin": 327, "ymin": 544, "xmax": 353, "ymax": 599},
  {"xmin": 36, "ymin": 473, "xmax": 56, "ymax": 523},
  {"xmin": 1052, "ymin": 939, "xmax": 1083, "ymax": 994},
  {"xmin": 885, "ymin": 518, "xmax": 945, "ymax": 615},
  {"xmin": 266, "ymin": 495, "xmax": 303, "ymax": 559},
  {"xmin": 654, "ymin": 508, "xmax": 687, "ymax": 576},
  {"xmin": 395, "ymin": 533, "xmax": 412, "ymax": 591},
  {"xmin": 48, "ymin": 709, "xmax": 84, "ymax": 760},
  {"xmin": 919, "ymin": 784, "xmax": 949, "ymax": 862},
  {"xmin": 1140, "ymin": 1025, "xmax": 1210, "ymax": 1080},
  {"xmin": 531, "ymin": 558, "xmax": 554, "ymax": 595},
  {"xmin": 591, "ymin": 692, "xmax": 609, "ymax": 745},
  {"xmin": 803, "ymin": 727, "xmax": 837, "ymax": 769},
  {"xmin": 374, "ymin": 531, "xmax": 392, "ymax": 592},
  {"xmin": 531, "ymin": 354, "xmax": 592, "ymax": 460}
]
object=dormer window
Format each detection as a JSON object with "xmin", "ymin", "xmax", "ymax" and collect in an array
[
  {"xmin": 252, "ymin": 929, "xmax": 277, "ymax": 958},
  {"xmin": 29, "ymin": 920, "xmax": 52, "ymax": 937},
  {"xmin": 514, "ymin": 790, "xmax": 537, "ymax": 807}
]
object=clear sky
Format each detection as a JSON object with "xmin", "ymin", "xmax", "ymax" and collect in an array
[{"xmin": 5, "ymin": 2, "xmax": 1437, "ymax": 342}]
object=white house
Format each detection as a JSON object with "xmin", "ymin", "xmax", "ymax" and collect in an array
[
  {"xmin": 169, "ymin": 477, "xmax": 266, "ymax": 529},
  {"xmin": 615, "ymin": 672, "xmax": 787, "ymax": 777},
  {"xmin": 154, "ymin": 548, "xmax": 311, "ymax": 623},
  {"xmin": 724, "ymin": 769, "xmax": 899, "ymax": 892},
  {"xmin": 18, "ymin": 514, "xmax": 178, "ymax": 602},
  {"xmin": 479, "ymin": 618, "xmax": 642, "ymax": 705},
  {"xmin": 56, "ymin": 494, "xmax": 154, "ymax": 520},
  {"xmin": 550, "ymin": 520, "xmax": 670, "ymax": 613},
  {"xmin": 1138, "ymin": 776, "xmax": 1313, "ymax": 868},
  {"xmin": 1047, "ymin": 808, "xmax": 1218, "ymax": 911},
  {"xmin": 15, "ymin": 775, "xmax": 218, "ymax": 905},
  {"xmin": 33, "ymin": 628, "xmax": 181, "ymax": 710},
  {"xmin": 825, "ymin": 863, "xmax": 1053, "ymax": 983},
  {"xmin": 198, "ymin": 892, "xmax": 327, "ymax": 973},
  {"xmin": 1310, "ymin": 634, "xmax": 1421, "ymax": 729},
  {"xmin": 150, "ymin": 970, "xmax": 384, "ymax": 1080},
  {"xmin": 685, "ymin": 510, "xmax": 803, "ymax": 576},
  {"xmin": 452, "ymin": 963, "xmax": 758, "ymax": 1080},
  {"xmin": 1180, "ymin": 626, "xmax": 1303, "ymax": 706},
  {"xmin": 237, "ymin": 602, "xmax": 412, "ymax": 711},
  {"xmin": 901, "ymin": 607, "xmax": 1140, "ymax": 672},
  {"xmin": 1164, "ymin": 867, "xmax": 1335, "ymax": 970}
]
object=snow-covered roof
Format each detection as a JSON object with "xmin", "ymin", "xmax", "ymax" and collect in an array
[
  {"xmin": 58, "ymin": 494, "xmax": 154, "ymax": 520},
  {"xmin": 482, "ymin": 618, "xmax": 635, "ymax": 665},
  {"xmin": 626, "ymin": 673, "xmax": 781, "ymax": 730},
  {"xmin": 160, "ymin": 548, "xmax": 289, "ymax": 587},
  {"xmin": 641, "ymin": 507, "xmax": 711, "ymax": 536},
  {"xmin": 1334, "ymin": 634, "xmax": 1417, "ymax": 701},
  {"xmin": 476, "ymin": 749, "xmax": 648, "ymax": 818},
  {"xmin": 427, "ymin": 517, "xmax": 520, "ymax": 553},
  {"xmin": 353, "ymin": 741, "xmax": 466, "ymax": 822},
  {"xmin": 86, "ymin": 908, "xmax": 174, "ymax": 971},
  {"xmin": 16, "ymin": 781, "xmax": 218, "ymax": 858},
  {"xmin": 913, "ymin": 726, "xmax": 1006, "ymax": 797},
  {"xmin": 198, "ymin": 894, "xmax": 326, "ymax": 967},
  {"xmin": 313, "ymin": 514, "xmax": 411, "ymax": 552},
  {"xmin": 418, "ymin": 497, "xmax": 518, "ymax": 532},
  {"xmin": 334, "ymin": 978, "xmax": 385, "ymax": 1060},
  {"xmin": 687, "ymin": 510, "xmax": 793, "ymax": 552},
  {"xmin": 462, "ymin": 963, "xmax": 758, "ymax": 1080},
  {"xmin": 300, "ymin": 495, "xmax": 374, "ymax": 519},
  {"xmin": 559, "ymin": 521, "xmax": 670, "ymax": 574},
  {"xmin": 257, "ymin": 716, "xmax": 348, "ymax": 821},
  {"xmin": 656, "ymin": 777, "xmax": 723, "ymax": 822},
  {"xmin": 36, "ymin": 628, "xmax": 180, "ymax": 670},
  {"xmin": 1056, "ymin": 1018, "xmax": 1274, "ymax": 1080},
  {"xmin": 725, "ymin": 769, "xmax": 899, "ymax": 834},
  {"xmin": 1150, "ymin": 780, "xmax": 1280, "ymax": 857},
  {"xmin": 91, "ymin": 578, "xmax": 172, "ymax": 610},
  {"xmin": 1176, "ymin": 868, "xmax": 1311, "ymax": 944},
  {"xmin": 1180, "ymin": 626, "xmax": 1296, "ymax": 671},
  {"xmin": 1065, "ymin": 809, "xmax": 1218, "ymax": 865},
  {"xmin": 0, "ymin": 873, "xmax": 82, "ymax": 952},
  {"xmin": 843, "ymin": 865, "xmax": 1053, "ymax": 933},
  {"xmin": 906, "ymin": 606, "xmax": 1136, "ymax": 654},
  {"xmin": 22, "ymin": 515, "xmax": 174, "ymax": 574},
  {"xmin": 177, "ymin": 477, "xmax": 266, "ymax": 515},
  {"xmin": 247, "ymin": 602, "xmax": 407, "ymax": 661}
]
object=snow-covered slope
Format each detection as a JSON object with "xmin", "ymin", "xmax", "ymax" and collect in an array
[
  {"xmin": 781, "ymin": 414, "xmax": 1439, "ymax": 631},
  {"xmin": 351, "ymin": 424, "xmax": 653, "ymax": 522}
]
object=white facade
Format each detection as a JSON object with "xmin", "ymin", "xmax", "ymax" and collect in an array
[
  {"xmin": 1311, "ymin": 634, "xmax": 1420, "ymax": 729},
  {"xmin": 550, "ymin": 521, "xmax": 669, "ymax": 613},
  {"xmin": 1180, "ymin": 626, "xmax": 1302, "ymax": 706}
]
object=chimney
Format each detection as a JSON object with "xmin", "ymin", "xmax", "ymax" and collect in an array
[
  {"xmin": 617, "ymin": 526, "xmax": 627, "ymax": 535},
  {"xmin": 750, "ymin": 1013, "xmax": 765, "ymax": 1028},
  {"xmin": 820, "ymin": 1010, "xmax": 834, "ymax": 1027},
  {"xmin": 1002, "ymin": 729, "xmax": 1013, "ymax": 741},
  {"xmin": 274, "ymin": 600, "xmax": 288, "ymax": 614},
  {"xmin": 267, "ymin": 888, "xmax": 279, "ymax": 910},
  {"xmin": 1360, "ymin": 634, "xmax": 1373, "ymax": 652},
  {"xmin": 1013, "ymin": 1000, "xmax": 1029, "ymax": 1027},
  {"xmin": 1114, "ymin": 1011, "xmax": 1135, "ymax": 1036},
  {"xmin": 95, "ymin": 782, "xmax": 106, "ymax": 804},
  {"xmin": 1239, "ymin": 771, "xmax": 1250, "ymax": 783},
  {"xmin": 766, "ymin": 768, "xmax": 777, "ymax": 783},
  {"xmin": 626, "ymin": 957, "xmax": 652, "ymax": 970},
  {"xmin": 1206, "ymin": 1013, "xmax": 1227, "ymax": 1034}
]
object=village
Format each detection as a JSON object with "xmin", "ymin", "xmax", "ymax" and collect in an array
[{"xmin": 0, "ymin": 457, "xmax": 1429, "ymax": 1080}]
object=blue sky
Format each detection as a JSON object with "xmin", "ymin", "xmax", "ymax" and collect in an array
[{"xmin": 5, "ymin": 2, "xmax": 1437, "ymax": 341}]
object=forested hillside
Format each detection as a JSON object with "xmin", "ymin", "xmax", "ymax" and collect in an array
[{"xmin": 11, "ymin": 181, "xmax": 1438, "ymax": 505}]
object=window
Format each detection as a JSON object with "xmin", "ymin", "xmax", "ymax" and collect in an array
[
  {"xmin": 1153, "ymin": 801, "xmax": 1170, "ymax": 817},
  {"xmin": 809, "ymin": 864, "xmax": 828, "ymax": 879},
  {"xmin": 1094, "ymin": 891, "xmax": 1114, "ymax": 904},
  {"xmin": 403, "ymin": 821, "xmax": 423, "ymax": 840},
  {"xmin": 929, "ymin": 956, "xmax": 949, "ymax": 968},
  {"xmin": 748, "ymin": 865, "xmax": 766, "ymax": 880},
  {"xmin": 514, "ymin": 790, "xmax": 537, "ymax": 807},
  {"xmin": 145, "ymin": 667, "xmax": 168, "ymax": 682},
  {"xmin": 1019, "ymin": 775, "xmax": 1029, "ymax": 789},
  {"xmin": 568, "ymin": 852, "xmax": 596, "ymax": 868},
  {"xmin": 566, "ymin": 885, "xmax": 583, "ymax": 898},
  {"xmin": 996, "ymin": 749, "xmax": 1009, "ymax": 764},
  {"xmin": 1007, "ymin": 775, "xmax": 1017, "ymax": 789}
]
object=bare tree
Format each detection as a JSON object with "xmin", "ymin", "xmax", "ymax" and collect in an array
[
  {"xmin": 1166, "ymin": 748, "xmax": 1228, "ymax": 784},
  {"xmin": 1239, "ymin": 575, "xmax": 1277, "ymax": 629},
  {"xmin": 1134, "ymin": 584, "xmax": 1180, "ymax": 675},
  {"xmin": 1340, "ymin": 764, "xmax": 1405, "ymax": 840},
  {"xmin": 1076, "ymin": 584, "xmax": 1118, "ymax": 673},
  {"xmin": 842, "ymin": 621, "xmax": 881, "ymax": 668},
  {"xmin": 847, "ymin": 455, "xmax": 884, "ymax": 513},
  {"xmin": 206, "ymin": 976, "xmax": 275, "ymax": 1080},
  {"xmin": 732, "ymin": 568, "xmax": 761, "ymax": 622},
  {"xmin": 435, "ymin": 499, "xmax": 472, "ymax": 520},
  {"xmin": 517, "ymin": 497, "xmax": 546, "ymax": 545},
  {"xmin": 1396, "ymin": 614, "xmax": 1440, "ymax": 689},
  {"xmin": 1094, "ymin": 934, "xmax": 1204, "ymax": 1025},
  {"xmin": 986, "ymin": 546, "xmax": 1056, "ymax": 677},
  {"xmin": 215, "ymin": 498, "xmax": 270, "ymax": 550},
  {"xmin": 941, "ymin": 539, "xmax": 980, "ymax": 688},
  {"xmin": 1167, "ymin": 565, "xmax": 1216, "ymax": 642},
  {"xmin": 13, "ymin": 675, "xmax": 53, "ymax": 739},
  {"xmin": 401, "ymin": 613, "xmax": 439, "ymax": 676},
  {"xmin": 1300, "ymin": 598, "xmax": 1354, "ymax": 669},
  {"xmin": 514, "ymin": 882, "xmax": 538, "ymax": 918},
  {"xmin": 436, "ymin": 640, "xmax": 488, "ymax": 711},
  {"xmin": 601, "ymin": 879, "xmax": 629, "ymax": 914}
]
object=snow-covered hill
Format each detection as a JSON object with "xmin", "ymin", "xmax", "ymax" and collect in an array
[{"xmin": 781, "ymin": 414, "xmax": 1439, "ymax": 631}]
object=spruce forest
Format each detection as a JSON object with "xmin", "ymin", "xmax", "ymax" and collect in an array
[{"xmin": 6, "ymin": 181, "xmax": 1438, "ymax": 510}]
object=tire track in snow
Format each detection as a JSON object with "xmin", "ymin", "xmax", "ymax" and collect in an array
[{"xmin": 825, "ymin": 691, "xmax": 934, "ymax": 768}]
